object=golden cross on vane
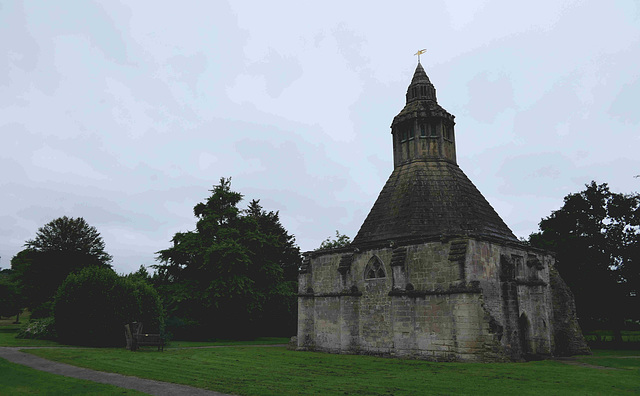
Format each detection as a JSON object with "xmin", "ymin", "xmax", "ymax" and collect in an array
[{"xmin": 414, "ymin": 49, "xmax": 427, "ymax": 63}]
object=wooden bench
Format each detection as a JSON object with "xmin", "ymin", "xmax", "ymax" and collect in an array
[{"xmin": 124, "ymin": 322, "xmax": 164, "ymax": 351}]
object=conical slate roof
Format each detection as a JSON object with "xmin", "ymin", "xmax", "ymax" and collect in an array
[
  {"xmin": 352, "ymin": 63, "xmax": 517, "ymax": 247},
  {"xmin": 352, "ymin": 161, "xmax": 517, "ymax": 246}
]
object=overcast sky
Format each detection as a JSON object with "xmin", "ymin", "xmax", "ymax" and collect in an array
[{"xmin": 2, "ymin": 1, "xmax": 639, "ymax": 274}]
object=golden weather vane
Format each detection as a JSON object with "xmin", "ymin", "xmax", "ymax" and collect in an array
[{"xmin": 414, "ymin": 49, "xmax": 427, "ymax": 63}]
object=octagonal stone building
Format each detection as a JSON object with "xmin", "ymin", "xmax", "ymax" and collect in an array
[{"xmin": 296, "ymin": 62, "xmax": 589, "ymax": 362}]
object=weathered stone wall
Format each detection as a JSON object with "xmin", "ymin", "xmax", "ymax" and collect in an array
[
  {"xmin": 297, "ymin": 238, "xmax": 576, "ymax": 361},
  {"xmin": 549, "ymin": 265, "xmax": 591, "ymax": 356},
  {"xmin": 465, "ymin": 239, "xmax": 555, "ymax": 359}
]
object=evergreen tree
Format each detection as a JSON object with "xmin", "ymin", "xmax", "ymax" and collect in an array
[{"xmin": 154, "ymin": 178, "xmax": 300, "ymax": 339}]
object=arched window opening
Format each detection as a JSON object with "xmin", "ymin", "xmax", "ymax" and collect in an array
[
  {"xmin": 365, "ymin": 256, "xmax": 386, "ymax": 279},
  {"xmin": 419, "ymin": 124, "xmax": 426, "ymax": 138}
]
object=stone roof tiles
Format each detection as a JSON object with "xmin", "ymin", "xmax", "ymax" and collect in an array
[{"xmin": 352, "ymin": 160, "xmax": 517, "ymax": 246}]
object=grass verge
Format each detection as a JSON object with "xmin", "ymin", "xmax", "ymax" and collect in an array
[
  {"xmin": 577, "ymin": 349, "xmax": 640, "ymax": 370},
  {"xmin": 0, "ymin": 326, "xmax": 64, "ymax": 347},
  {"xmin": 0, "ymin": 357, "xmax": 145, "ymax": 395},
  {"xmin": 25, "ymin": 347, "xmax": 640, "ymax": 395},
  {"xmin": 166, "ymin": 337, "xmax": 289, "ymax": 348}
]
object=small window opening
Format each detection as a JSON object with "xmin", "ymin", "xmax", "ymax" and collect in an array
[
  {"xmin": 401, "ymin": 129, "xmax": 407, "ymax": 142},
  {"xmin": 444, "ymin": 124, "xmax": 453, "ymax": 140},
  {"xmin": 429, "ymin": 123, "xmax": 438, "ymax": 138},
  {"xmin": 409, "ymin": 126, "xmax": 415, "ymax": 140},
  {"xmin": 420, "ymin": 124, "xmax": 426, "ymax": 138},
  {"xmin": 365, "ymin": 257, "xmax": 386, "ymax": 279}
]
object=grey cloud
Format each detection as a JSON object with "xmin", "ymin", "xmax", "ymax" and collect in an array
[
  {"xmin": 495, "ymin": 151, "xmax": 575, "ymax": 197},
  {"xmin": 467, "ymin": 72, "xmax": 515, "ymax": 123},
  {"xmin": 247, "ymin": 50, "xmax": 303, "ymax": 98},
  {"xmin": 610, "ymin": 75, "xmax": 640, "ymax": 124}
]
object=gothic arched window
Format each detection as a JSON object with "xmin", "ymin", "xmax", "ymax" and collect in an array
[{"xmin": 365, "ymin": 256, "xmax": 386, "ymax": 279}]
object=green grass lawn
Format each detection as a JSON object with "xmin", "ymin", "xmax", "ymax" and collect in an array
[
  {"xmin": 0, "ymin": 357, "xmax": 145, "ymax": 395},
  {"xmin": 0, "ymin": 324, "xmax": 64, "ymax": 347},
  {"xmin": 166, "ymin": 337, "xmax": 289, "ymax": 348},
  {"xmin": 4, "ymin": 315, "xmax": 638, "ymax": 395},
  {"xmin": 578, "ymin": 349, "xmax": 640, "ymax": 370},
  {"xmin": 25, "ymin": 347, "xmax": 640, "ymax": 395}
]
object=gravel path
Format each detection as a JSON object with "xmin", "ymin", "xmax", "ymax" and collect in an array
[{"xmin": 0, "ymin": 347, "xmax": 233, "ymax": 396}]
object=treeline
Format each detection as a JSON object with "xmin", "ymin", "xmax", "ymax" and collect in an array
[
  {"xmin": 1, "ymin": 179, "xmax": 637, "ymax": 345},
  {"xmin": 0, "ymin": 178, "xmax": 300, "ymax": 344}
]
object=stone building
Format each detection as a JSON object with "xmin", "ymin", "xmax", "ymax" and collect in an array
[{"xmin": 296, "ymin": 62, "xmax": 589, "ymax": 361}]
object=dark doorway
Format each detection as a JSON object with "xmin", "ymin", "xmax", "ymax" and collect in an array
[{"xmin": 519, "ymin": 313, "xmax": 531, "ymax": 357}]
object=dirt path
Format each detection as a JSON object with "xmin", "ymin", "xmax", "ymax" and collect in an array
[{"xmin": 0, "ymin": 346, "xmax": 233, "ymax": 396}]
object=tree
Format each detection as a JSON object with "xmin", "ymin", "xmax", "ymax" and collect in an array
[
  {"xmin": 0, "ymin": 271, "xmax": 22, "ymax": 322},
  {"xmin": 25, "ymin": 216, "xmax": 112, "ymax": 265},
  {"xmin": 54, "ymin": 266, "xmax": 164, "ymax": 346},
  {"xmin": 318, "ymin": 230, "xmax": 351, "ymax": 250},
  {"xmin": 529, "ymin": 181, "xmax": 639, "ymax": 333},
  {"xmin": 12, "ymin": 216, "xmax": 112, "ymax": 316},
  {"xmin": 154, "ymin": 178, "xmax": 300, "ymax": 339}
]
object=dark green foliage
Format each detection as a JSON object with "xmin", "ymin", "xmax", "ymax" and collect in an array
[
  {"xmin": 11, "ymin": 217, "xmax": 112, "ymax": 312},
  {"xmin": 132, "ymin": 279, "xmax": 165, "ymax": 335},
  {"xmin": 126, "ymin": 265, "xmax": 152, "ymax": 283},
  {"xmin": 154, "ymin": 178, "xmax": 300, "ymax": 339},
  {"xmin": 529, "ymin": 181, "xmax": 639, "ymax": 331},
  {"xmin": 24, "ymin": 216, "xmax": 112, "ymax": 264},
  {"xmin": 318, "ymin": 230, "xmax": 351, "ymax": 250},
  {"xmin": 0, "ymin": 270, "xmax": 22, "ymax": 319},
  {"xmin": 54, "ymin": 267, "xmax": 164, "ymax": 347}
]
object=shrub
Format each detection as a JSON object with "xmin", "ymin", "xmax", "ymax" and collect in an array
[
  {"xmin": 164, "ymin": 316, "xmax": 202, "ymax": 341},
  {"xmin": 54, "ymin": 267, "xmax": 164, "ymax": 347},
  {"xmin": 17, "ymin": 317, "xmax": 57, "ymax": 340},
  {"xmin": 131, "ymin": 278, "xmax": 165, "ymax": 335},
  {"xmin": 30, "ymin": 301, "xmax": 53, "ymax": 319},
  {"xmin": 0, "ymin": 278, "xmax": 22, "ymax": 318}
]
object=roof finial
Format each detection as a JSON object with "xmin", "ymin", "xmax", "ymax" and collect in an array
[{"xmin": 414, "ymin": 49, "xmax": 426, "ymax": 64}]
